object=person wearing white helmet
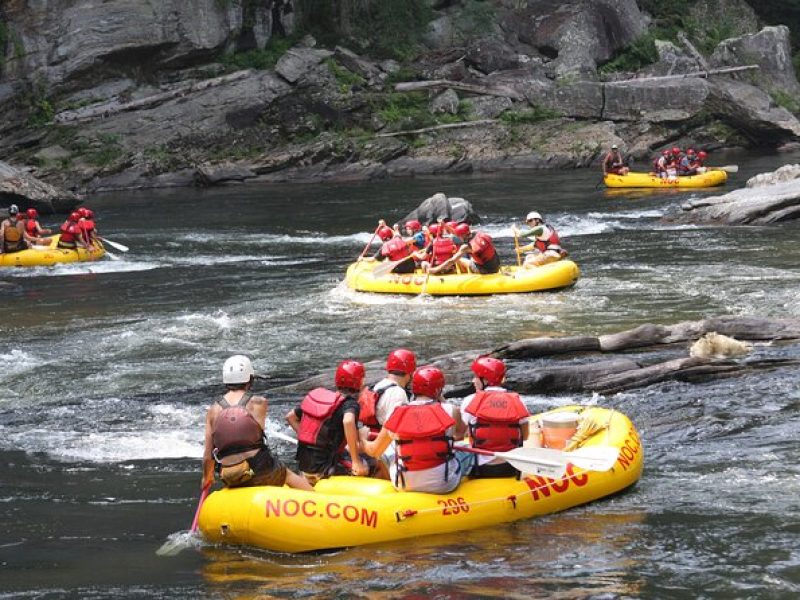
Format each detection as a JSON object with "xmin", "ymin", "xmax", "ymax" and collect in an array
[
  {"xmin": 602, "ymin": 143, "xmax": 629, "ymax": 176},
  {"xmin": 511, "ymin": 211, "xmax": 567, "ymax": 268},
  {"xmin": 202, "ymin": 355, "xmax": 313, "ymax": 491}
]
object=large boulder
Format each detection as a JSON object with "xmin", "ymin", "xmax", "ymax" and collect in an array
[
  {"xmin": 603, "ymin": 78, "xmax": 709, "ymax": 122},
  {"xmin": 0, "ymin": 161, "xmax": 81, "ymax": 214},
  {"xmin": 1, "ymin": 0, "xmax": 271, "ymax": 91},
  {"xmin": 677, "ymin": 165, "xmax": 800, "ymax": 224},
  {"xmin": 710, "ymin": 26, "xmax": 800, "ymax": 99},
  {"xmin": 705, "ymin": 79, "xmax": 800, "ymax": 143},
  {"xmin": 402, "ymin": 192, "xmax": 480, "ymax": 225},
  {"xmin": 507, "ymin": 0, "xmax": 648, "ymax": 78}
]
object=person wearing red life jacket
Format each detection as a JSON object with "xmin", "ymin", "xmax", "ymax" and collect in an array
[
  {"xmin": 363, "ymin": 366, "xmax": 467, "ymax": 493},
  {"xmin": 57, "ymin": 211, "xmax": 88, "ymax": 250},
  {"xmin": 450, "ymin": 223, "xmax": 501, "ymax": 275},
  {"xmin": 460, "ymin": 357, "xmax": 530, "ymax": 478},
  {"xmin": 77, "ymin": 207, "xmax": 98, "ymax": 247},
  {"xmin": 371, "ymin": 224, "xmax": 417, "ymax": 274},
  {"xmin": 358, "ymin": 348, "xmax": 415, "ymax": 437},
  {"xmin": 691, "ymin": 150, "xmax": 708, "ymax": 172},
  {"xmin": 202, "ymin": 355, "xmax": 312, "ymax": 491},
  {"xmin": 287, "ymin": 360, "xmax": 380, "ymax": 484},
  {"xmin": 23, "ymin": 208, "xmax": 53, "ymax": 245},
  {"xmin": 425, "ymin": 222, "xmax": 461, "ymax": 275},
  {"xmin": 511, "ymin": 211, "xmax": 567, "ymax": 268}
]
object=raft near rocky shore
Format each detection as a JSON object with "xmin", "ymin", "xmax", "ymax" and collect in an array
[{"xmin": 272, "ymin": 316, "xmax": 800, "ymax": 398}]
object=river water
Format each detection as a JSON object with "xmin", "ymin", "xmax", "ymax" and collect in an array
[{"xmin": 1, "ymin": 150, "xmax": 799, "ymax": 598}]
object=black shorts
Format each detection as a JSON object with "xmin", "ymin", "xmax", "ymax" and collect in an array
[{"xmin": 470, "ymin": 460, "xmax": 520, "ymax": 479}]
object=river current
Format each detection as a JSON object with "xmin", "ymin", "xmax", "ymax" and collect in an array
[{"xmin": 1, "ymin": 150, "xmax": 799, "ymax": 598}]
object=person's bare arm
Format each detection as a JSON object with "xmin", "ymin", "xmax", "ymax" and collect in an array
[{"xmin": 343, "ymin": 413, "xmax": 368, "ymax": 476}]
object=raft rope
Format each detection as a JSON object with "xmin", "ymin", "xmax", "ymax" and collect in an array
[{"xmin": 394, "ymin": 470, "xmax": 587, "ymax": 521}]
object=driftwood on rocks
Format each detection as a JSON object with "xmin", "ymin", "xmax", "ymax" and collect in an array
[
  {"xmin": 394, "ymin": 79, "xmax": 524, "ymax": 101},
  {"xmin": 267, "ymin": 316, "xmax": 800, "ymax": 400},
  {"xmin": 376, "ymin": 119, "xmax": 497, "ymax": 138}
]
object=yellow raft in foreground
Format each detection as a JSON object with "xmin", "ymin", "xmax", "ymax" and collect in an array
[
  {"xmin": 604, "ymin": 169, "xmax": 727, "ymax": 188},
  {"xmin": 0, "ymin": 235, "xmax": 105, "ymax": 267},
  {"xmin": 344, "ymin": 259, "xmax": 580, "ymax": 296},
  {"xmin": 198, "ymin": 406, "xmax": 643, "ymax": 553}
]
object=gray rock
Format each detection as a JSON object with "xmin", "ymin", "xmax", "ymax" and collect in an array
[
  {"xmin": 603, "ymin": 78, "xmax": 709, "ymax": 122},
  {"xmin": 402, "ymin": 192, "xmax": 480, "ymax": 225},
  {"xmin": 463, "ymin": 96, "xmax": 513, "ymax": 119},
  {"xmin": 706, "ymin": 79, "xmax": 800, "ymax": 143},
  {"xmin": 275, "ymin": 46, "xmax": 334, "ymax": 84},
  {"xmin": 0, "ymin": 160, "xmax": 80, "ymax": 214},
  {"xmin": 710, "ymin": 26, "xmax": 800, "ymax": 98},
  {"xmin": 333, "ymin": 46, "xmax": 384, "ymax": 85},
  {"xmin": 430, "ymin": 89, "xmax": 460, "ymax": 114},
  {"xmin": 466, "ymin": 37, "xmax": 521, "ymax": 74},
  {"xmin": 33, "ymin": 146, "xmax": 72, "ymax": 162},
  {"xmin": 677, "ymin": 171, "xmax": 800, "ymax": 224},
  {"xmin": 543, "ymin": 80, "xmax": 604, "ymax": 119},
  {"xmin": 194, "ymin": 162, "xmax": 256, "ymax": 186},
  {"xmin": 423, "ymin": 14, "xmax": 457, "ymax": 50},
  {"xmin": 640, "ymin": 40, "xmax": 699, "ymax": 77},
  {"xmin": 747, "ymin": 164, "xmax": 800, "ymax": 187}
]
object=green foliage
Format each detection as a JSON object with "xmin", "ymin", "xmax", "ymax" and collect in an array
[
  {"xmin": 296, "ymin": 0, "xmax": 432, "ymax": 60},
  {"xmin": 325, "ymin": 58, "xmax": 366, "ymax": 93},
  {"xmin": 18, "ymin": 79, "xmax": 55, "ymax": 128},
  {"xmin": 499, "ymin": 105, "xmax": 561, "ymax": 124},
  {"xmin": 85, "ymin": 134, "xmax": 124, "ymax": 167},
  {"xmin": 383, "ymin": 66, "xmax": 421, "ymax": 88},
  {"xmin": 376, "ymin": 91, "xmax": 433, "ymax": 127},
  {"xmin": 599, "ymin": 28, "xmax": 667, "ymax": 74},
  {"xmin": 219, "ymin": 35, "xmax": 296, "ymax": 71},
  {"xmin": 772, "ymin": 89, "xmax": 800, "ymax": 113}
]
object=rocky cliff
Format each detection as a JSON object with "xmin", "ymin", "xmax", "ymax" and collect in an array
[{"xmin": 1, "ymin": 0, "xmax": 799, "ymax": 197}]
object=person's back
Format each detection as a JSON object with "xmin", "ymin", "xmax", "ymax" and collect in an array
[
  {"xmin": 461, "ymin": 357, "xmax": 530, "ymax": 479},
  {"xmin": 358, "ymin": 348, "xmax": 415, "ymax": 435},
  {"xmin": 1, "ymin": 206, "xmax": 27, "ymax": 253},
  {"xmin": 202, "ymin": 355, "xmax": 312, "ymax": 491}
]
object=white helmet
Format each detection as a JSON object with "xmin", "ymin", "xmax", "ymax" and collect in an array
[
  {"xmin": 222, "ymin": 355, "xmax": 255, "ymax": 384},
  {"xmin": 526, "ymin": 211, "xmax": 542, "ymax": 222}
]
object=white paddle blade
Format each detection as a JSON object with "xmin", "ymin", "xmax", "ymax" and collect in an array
[
  {"xmin": 100, "ymin": 237, "xmax": 129, "ymax": 252},
  {"xmin": 714, "ymin": 165, "xmax": 738, "ymax": 173},
  {"xmin": 495, "ymin": 449, "xmax": 567, "ymax": 479},
  {"xmin": 564, "ymin": 447, "xmax": 620, "ymax": 472},
  {"xmin": 372, "ymin": 260, "xmax": 398, "ymax": 278}
]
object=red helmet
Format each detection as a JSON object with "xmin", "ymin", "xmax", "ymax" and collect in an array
[
  {"xmin": 26, "ymin": 208, "xmax": 38, "ymax": 219},
  {"xmin": 671, "ymin": 147, "xmax": 681, "ymax": 155},
  {"xmin": 335, "ymin": 360, "xmax": 365, "ymax": 390},
  {"xmin": 471, "ymin": 356, "xmax": 506, "ymax": 386},
  {"xmin": 428, "ymin": 223, "xmax": 440, "ymax": 237},
  {"xmin": 698, "ymin": 151, "xmax": 708, "ymax": 159},
  {"xmin": 78, "ymin": 207, "xmax": 90, "ymax": 218},
  {"xmin": 686, "ymin": 148, "xmax": 696, "ymax": 156},
  {"xmin": 386, "ymin": 348, "xmax": 416, "ymax": 375},
  {"xmin": 377, "ymin": 226, "xmax": 394, "ymax": 241},
  {"xmin": 454, "ymin": 223, "xmax": 471, "ymax": 239},
  {"xmin": 69, "ymin": 211, "xmax": 81, "ymax": 222},
  {"xmin": 412, "ymin": 366, "xmax": 445, "ymax": 398},
  {"xmin": 661, "ymin": 149, "xmax": 670, "ymax": 157},
  {"xmin": 405, "ymin": 220, "xmax": 421, "ymax": 233}
]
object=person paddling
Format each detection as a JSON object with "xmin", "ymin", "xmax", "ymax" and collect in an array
[
  {"xmin": 1, "ymin": 205, "xmax": 32, "ymax": 254},
  {"xmin": 460, "ymin": 357, "xmax": 529, "ymax": 478},
  {"xmin": 602, "ymin": 144, "xmax": 629, "ymax": 176},
  {"xmin": 511, "ymin": 211, "xmax": 567, "ymax": 268},
  {"xmin": 202, "ymin": 355, "xmax": 312, "ymax": 491}
]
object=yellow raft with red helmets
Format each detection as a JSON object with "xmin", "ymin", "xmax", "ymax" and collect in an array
[
  {"xmin": 198, "ymin": 405, "xmax": 642, "ymax": 553},
  {"xmin": 604, "ymin": 169, "xmax": 727, "ymax": 188},
  {"xmin": 344, "ymin": 259, "xmax": 580, "ymax": 296},
  {"xmin": 0, "ymin": 235, "xmax": 105, "ymax": 267}
]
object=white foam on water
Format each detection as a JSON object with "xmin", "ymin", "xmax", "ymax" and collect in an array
[{"xmin": 2, "ymin": 260, "xmax": 160, "ymax": 277}]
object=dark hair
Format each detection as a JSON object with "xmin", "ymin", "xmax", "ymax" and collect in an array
[{"xmin": 225, "ymin": 382, "xmax": 248, "ymax": 391}]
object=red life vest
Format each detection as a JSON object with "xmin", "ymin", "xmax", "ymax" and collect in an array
[
  {"xmin": 469, "ymin": 232, "xmax": 496, "ymax": 265},
  {"xmin": 211, "ymin": 393, "xmax": 265, "ymax": 466},
  {"xmin": 464, "ymin": 390, "xmax": 529, "ymax": 453},
  {"xmin": 357, "ymin": 381, "xmax": 398, "ymax": 430},
  {"xmin": 432, "ymin": 237, "xmax": 456, "ymax": 266},
  {"xmin": 59, "ymin": 222, "xmax": 78, "ymax": 244},
  {"xmin": 534, "ymin": 226, "xmax": 561, "ymax": 253},
  {"xmin": 297, "ymin": 388, "xmax": 347, "ymax": 447},
  {"xmin": 381, "ymin": 236, "xmax": 411, "ymax": 261},
  {"xmin": 385, "ymin": 402, "xmax": 454, "ymax": 471},
  {"xmin": 25, "ymin": 219, "xmax": 39, "ymax": 237}
]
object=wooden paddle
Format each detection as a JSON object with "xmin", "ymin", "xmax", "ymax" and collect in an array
[
  {"xmin": 357, "ymin": 225, "xmax": 381, "ymax": 261},
  {"xmin": 512, "ymin": 227, "xmax": 521, "ymax": 267},
  {"xmin": 99, "ymin": 237, "xmax": 129, "ymax": 252}
]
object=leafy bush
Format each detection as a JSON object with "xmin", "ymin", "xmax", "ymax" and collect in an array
[
  {"xmin": 325, "ymin": 58, "xmax": 366, "ymax": 93},
  {"xmin": 499, "ymin": 105, "xmax": 561, "ymax": 124},
  {"xmin": 599, "ymin": 29, "xmax": 667, "ymax": 74},
  {"xmin": 220, "ymin": 35, "xmax": 296, "ymax": 71}
]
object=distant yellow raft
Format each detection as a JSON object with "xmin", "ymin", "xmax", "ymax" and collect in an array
[
  {"xmin": 0, "ymin": 235, "xmax": 105, "ymax": 267},
  {"xmin": 198, "ymin": 406, "xmax": 643, "ymax": 553},
  {"xmin": 604, "ymin": 169, "xmax": 727, "ymax": 188},
  {"xmin": 344, "ymin": 259, "xmax": 580, "ymax": 296}
]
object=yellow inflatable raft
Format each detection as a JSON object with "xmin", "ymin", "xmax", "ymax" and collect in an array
[
  {"xmin": 344, "ymin": 259, "xmax": 580, "ymax": 296},
  {"xmin": 604, "ymin": 169, "xmax": 727, "ymax": 188},
  {"xmin": 198, "ymin": 406, "xmax": 643, "ymax": 553},
  {"xmin": 0, "ymin": 235, "xmax": 105, "ymax": 267}
]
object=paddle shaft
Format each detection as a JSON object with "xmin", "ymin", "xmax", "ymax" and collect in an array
[
  {"xmin": 190, "ymin": 482, "xmax": 212, "ymax": 532},
  {"xmin": 357, "ymin": 225, "xmax": 381, "ymax": 261},
  {"xmin": 100, "ymin": 237, "xmax": 129, "ymax": 252},
  {"xmin": 420, "ymin": 222, "xmax": 444, "ymax": 295},
  {"xmin": 513, "ymin": 228, "xmax": 521, "ymax": 266}
]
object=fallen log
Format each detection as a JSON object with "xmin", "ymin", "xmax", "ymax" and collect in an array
[
  {"xmin": 394, "ymin": 79, "xmax": 524, "ymax": 100},
  {"xmin": 604, "ymin": 64, "xmax": 758, "ymax": 85},
  {"xmin": 376, "ymin": 119, "xmax": 497, "ymax": 138}
]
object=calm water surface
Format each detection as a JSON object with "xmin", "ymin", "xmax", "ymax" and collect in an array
[{"xmin": 1, "ymin": 150, "xmax": 799, "ymax": 598}]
